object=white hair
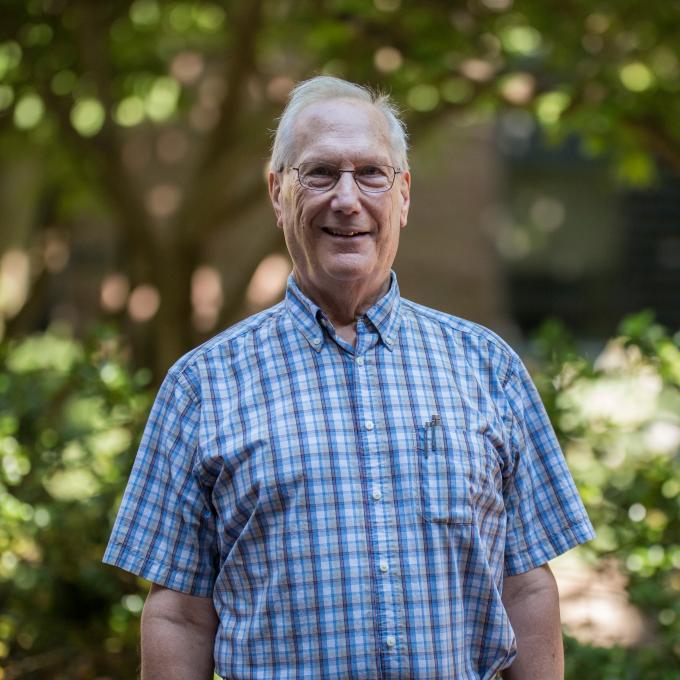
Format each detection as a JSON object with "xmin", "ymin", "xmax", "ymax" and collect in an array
[{"xmin": 270, "ymin": 75, "xmax": 409, "ymax": 172}]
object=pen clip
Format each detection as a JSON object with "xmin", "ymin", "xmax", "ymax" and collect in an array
[{"xmin": 430, "ymin": 414, "xmax": 440, "ymax": 451}]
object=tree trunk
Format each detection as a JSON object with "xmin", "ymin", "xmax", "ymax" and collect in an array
[{"xmin": 151, "ymin": 237, "xmax": 198, "ymax": 376}]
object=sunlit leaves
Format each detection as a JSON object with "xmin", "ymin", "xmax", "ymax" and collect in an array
[
  {"xmin": 0, "ymin": 41, "xmax": 22, "ymax": 81},
  {"xmin": 129, "ymin": 0, "xmax": 161, "ymax": 28},
  {"xmin": 12, "ymin": 91, "xmax": 44, "ymax": 129},
  {"xmin": 534, "ymin": 313, "xmax": 680, "ymax": 665},
  {"xmin": 499, "ymin": 23, "xmax": 542, "ymax": 56},
  {"xmin": 407, "ymin": 83, "xmax": 439, "ymax": 111},
  {"xmin": 0, "ymin": 327, "xmax": 151, "ymax": 675},
  {"xmin": 6, "ymin": 333, "xmax": 83, "ymax": 373},
  {"xmin": 70, "ymin": 97, "xmax": 106, "ymax": 137},
  {"xmin": 145, "ymin": 76, "xmax": 180, "ymax": 121},
  {"xmin": 114, "ymin": 95, "xmax": 145, "ymax": 126},
  {"xmin": 535, "ymin": 91, "xmax": 570, "ymax": 125},
  {"xmin": 619, "ymin": 62, "xmax": 655, "ymax": 92}
]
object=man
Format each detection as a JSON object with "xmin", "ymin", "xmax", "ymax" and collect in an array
[{"xmin": 104, "ymin": 76, "xmax": 594, "ymax": 679}]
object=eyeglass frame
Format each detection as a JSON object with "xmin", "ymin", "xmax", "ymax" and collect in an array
[{"xmin": 288, "ymin": 162, "xmax": 402, "ymax": 194}]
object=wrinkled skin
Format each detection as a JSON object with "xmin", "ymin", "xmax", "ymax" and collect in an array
[{"xmin": 268, "ymin": 98, "xmax": 411, "ymax": 338}]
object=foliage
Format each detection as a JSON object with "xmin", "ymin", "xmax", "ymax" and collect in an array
[
  {"xmin": 0, "ymin": 326, "xmax": 151, "ymax": 679},
  {"xmin": 533, "ymin": 311, "xmax": 680, "ymax": 675},
  {"xmin": 564, "ymin": 635, "xmax": 680, "ymax": 680},
  {"xmin": 1, "ymin": 0, "xmax": 679, "ymax": 373}
]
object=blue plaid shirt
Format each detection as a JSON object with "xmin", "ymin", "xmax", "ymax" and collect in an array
[{"xmin": 104, "ymin": 272, "xmax": 594, "ymax": 680}]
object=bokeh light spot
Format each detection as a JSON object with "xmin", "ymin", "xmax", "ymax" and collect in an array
[
  {"xmin": 43, "ymin": 231, "xmax": 70, "ymax": 273},
  {"xmin": 628, "ymin": 503, "xmax": 646, "ymax": 522},
  {"xmin": 374, "ymin": 47, "xmax": 403, "ymax": 73},
  {"xmin": 441, "ymin": 77, "xmax": 473, "ymax": 104},
  {"xmin": 407, "ymin": 84, "xmax": 439, "ymax": 112},
  {"xmin": 266, "ymin": 76, "xmax": 295, "ymax": 103},
  {"xmin": 619, "ymin": 62, "xmax": 654, "ymax": 92},
  {"xmin": 145, "ymin": 183, "xmax": 182, "ymax": 218},
  {"xmin": 145, "ymin": 77, "xmax": 180, "ymax": 122},
  {"xmin": 0, "ymin": 249, "xmax": 30, "ymax": 318},
  {"xmin": 530, "ymin": 195, "xmax": 565, "ymax": 232},
  {"xmin": 13, "ymin": 93, "xmax": 44, "ymax": 129},
  {"xmin": 0, "ymin": 41, "xmax": 22, "ymax": 80},
  {"xmin": 191, "ymin": 265, "xmax": 223, "ymax": 332},
  {"xmin": 50, "ymin": 70, "xmax": 77, "ymax": 96},
  {"xmin": 70, "ymin": 97, "xmax": 105, "ymax": 137},
  {"xmin": 101, "ymin": 273, "xmax": 130, "ymax": 313},
  {"xmin": 129, "ymin": 0, "xmax": 160, "ymax": 27},
  {"xmin": 459, "ymin": 58, "xmax": 495, "ymax": 82},
  {"xmin": 535, "ymin": 91, "xmax": 570, "ymax": 125},
  {"xmin": 128, "ymin": 284, "xmax": 160, "ymax": 322},
  {"xmin": 246, "ymin": 254, "xmax": 291, "ymax": 309},
  {"xmin": 500, "ymin": 72, "xmax": 535, "ymax": 104},
  {"xmin": 115, "ymin": 96, "xmax": 145, "ymax": 127},
  {"xmin": 500, "ymin": 25, "xmax": 542, "ymax": 55},
  {"xmin": 195, "ymin": 4, "xmax": 226, "ymax": 31},
  {"xmin": 171, "ymin": 51, "xmax": 204, "ymax": 84}
]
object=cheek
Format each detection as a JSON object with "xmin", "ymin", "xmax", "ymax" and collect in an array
[{"xmin": 289, "ymin": 187, "xmax": 309, "ymax": 223}]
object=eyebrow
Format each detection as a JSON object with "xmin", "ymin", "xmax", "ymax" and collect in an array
[{"xmin": 299, "ymin": 156, "xmax": 393, "ymax": 166}]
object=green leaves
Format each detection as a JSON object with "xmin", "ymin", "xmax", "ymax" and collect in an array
[
  {"xmin": 534, "ymin": 312, "xmax": 680, "ymax": 672},
  {"xmin": 0, "ymin": 326, "xmax": 150, "ymax": 676}
]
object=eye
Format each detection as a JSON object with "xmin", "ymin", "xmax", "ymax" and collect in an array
[
  {"xmin": 356, "ymin": 165, "xmax": 387, "ymax": 178},
  {"xmin": 303, "ymin": 163, "xmax": 336, "ymax": 177}
]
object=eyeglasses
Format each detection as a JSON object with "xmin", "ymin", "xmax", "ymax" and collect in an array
[{"xmin": 291, "ymin": 162, "xmax": 401, "ymax": 193}]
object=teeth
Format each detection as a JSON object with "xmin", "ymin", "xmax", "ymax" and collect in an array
[{"xmin": 328, "ymin": 229, "xmax": 361, "ymax": 236}]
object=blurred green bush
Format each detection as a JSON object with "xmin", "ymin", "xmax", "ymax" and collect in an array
[
  {"xmin": 0, "ymin": 327, "xmax": 152, "ymax": 679},
  {"xmin": 533, "ymin": 312, "xmax": 680, "ymax": 678},
  {"xmin": 0, "ymin": 313, "xmax": 679, "ymax": 677}
]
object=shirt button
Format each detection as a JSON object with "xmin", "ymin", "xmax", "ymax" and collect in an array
[
  {"xmin": 386, "ymin": 635, "xmax": 396, "ymax": 648},
  {"xmin": 312, "ymin": 337, "xmax": 321, "ymax": 346},
  {"xmin": 365, "ymin": 420, "xmax": 374, "ymax": 431},
  {"xmin": 372, "ymin": 489, "xmax": 382, "ymax": 501},
  {"xmin": 379, "ymin": 561, "xmax": 389, "ymax": 573},
  {"xmin": 356, "ymin": 356, "xmax": 364, "ymax": 366}
]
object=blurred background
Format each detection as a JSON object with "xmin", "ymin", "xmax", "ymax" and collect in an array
[{"xmin": 1, "ymin": 0, "xmax": 679, "ymax": 678}]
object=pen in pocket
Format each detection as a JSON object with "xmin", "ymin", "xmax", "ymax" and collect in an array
[{"xmin": 423, "ymin": 414, "xmax": 441, "ymax": 457}]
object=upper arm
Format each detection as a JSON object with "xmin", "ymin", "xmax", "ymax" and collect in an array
[
  {"xmin": 502, "ymin": 563, "xmax": 558, "ymax": 608},
  {"xmin": 142, "ymin": 583, "xmax": 218, "ymax": 630}
]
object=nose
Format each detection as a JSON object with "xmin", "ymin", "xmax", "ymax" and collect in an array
[{"xmin": 330, "ymin": 171, "xmax": 361, "ymax": 214}]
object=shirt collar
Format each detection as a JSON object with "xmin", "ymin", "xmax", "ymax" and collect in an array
[{"xmin": 284, "ymin": 272, "xmax": 402, "ymax": 352}]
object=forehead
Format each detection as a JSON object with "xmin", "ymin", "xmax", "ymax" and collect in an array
[{"xmin": 292, "ymin": 98, "xmax": 393, "ymax": 164}]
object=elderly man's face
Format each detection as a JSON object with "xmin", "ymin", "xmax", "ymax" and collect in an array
[{"xmin": 269, "ymin": 98, "xmax": 410, "ymax": 304}]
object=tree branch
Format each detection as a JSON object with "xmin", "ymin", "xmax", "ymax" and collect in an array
[{"xmin": 196, "ymin": 0, "xmax": 265, "ymax": 179}]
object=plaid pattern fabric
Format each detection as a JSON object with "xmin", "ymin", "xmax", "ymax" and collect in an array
[{"xmin": 104, "ymin": 272, "xmax": 594, "ymax": 680}]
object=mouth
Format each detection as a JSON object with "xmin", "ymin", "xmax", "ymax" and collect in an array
[{"xmin": 321, "ymin": 227, "xmax": 370, "ymax": 238}]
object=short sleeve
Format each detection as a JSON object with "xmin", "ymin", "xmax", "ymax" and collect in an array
[
  {"xmin": 502, "ymin": 356, "xmax": 595, "ymax": 576},
  {"xmin": 103, "ymin": 368, "xmax": 217, "ymax": 595}
]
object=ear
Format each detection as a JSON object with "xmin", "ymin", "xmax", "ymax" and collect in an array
[
  {"xmin": 268, "ymin": 170, "xmax": 285, "ymax": 230},
  {"xmin": 398, "ymin": 170, "xmax": 411, "ymax": 229}
]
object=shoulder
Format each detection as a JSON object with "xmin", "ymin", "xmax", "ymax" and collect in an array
[
  {"xmin": 399, "ymin": 298, "xmax": 521, "ymax": 382},
  {"xmin": 165, "ymin": 302, "xmax": 288, "ymax": 393}
]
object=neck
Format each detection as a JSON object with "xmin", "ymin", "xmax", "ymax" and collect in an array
[{"xmin": 296, "ymin": 274, "xmax": 391, "ymax": 346}]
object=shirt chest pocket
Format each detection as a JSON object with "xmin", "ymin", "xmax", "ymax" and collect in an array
[{"xmin": 417, "ymin": 425, "xmax": 488, "ymax": 524}]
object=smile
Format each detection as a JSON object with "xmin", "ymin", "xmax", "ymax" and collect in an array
[{"xmin": 322, "ymin": 228, "xmax": 369, "ymax": 238}]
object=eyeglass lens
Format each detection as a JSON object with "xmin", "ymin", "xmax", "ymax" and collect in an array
[{"xmin": 296, "ymin": 162, "xmax": 396, "ymax": 192}]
